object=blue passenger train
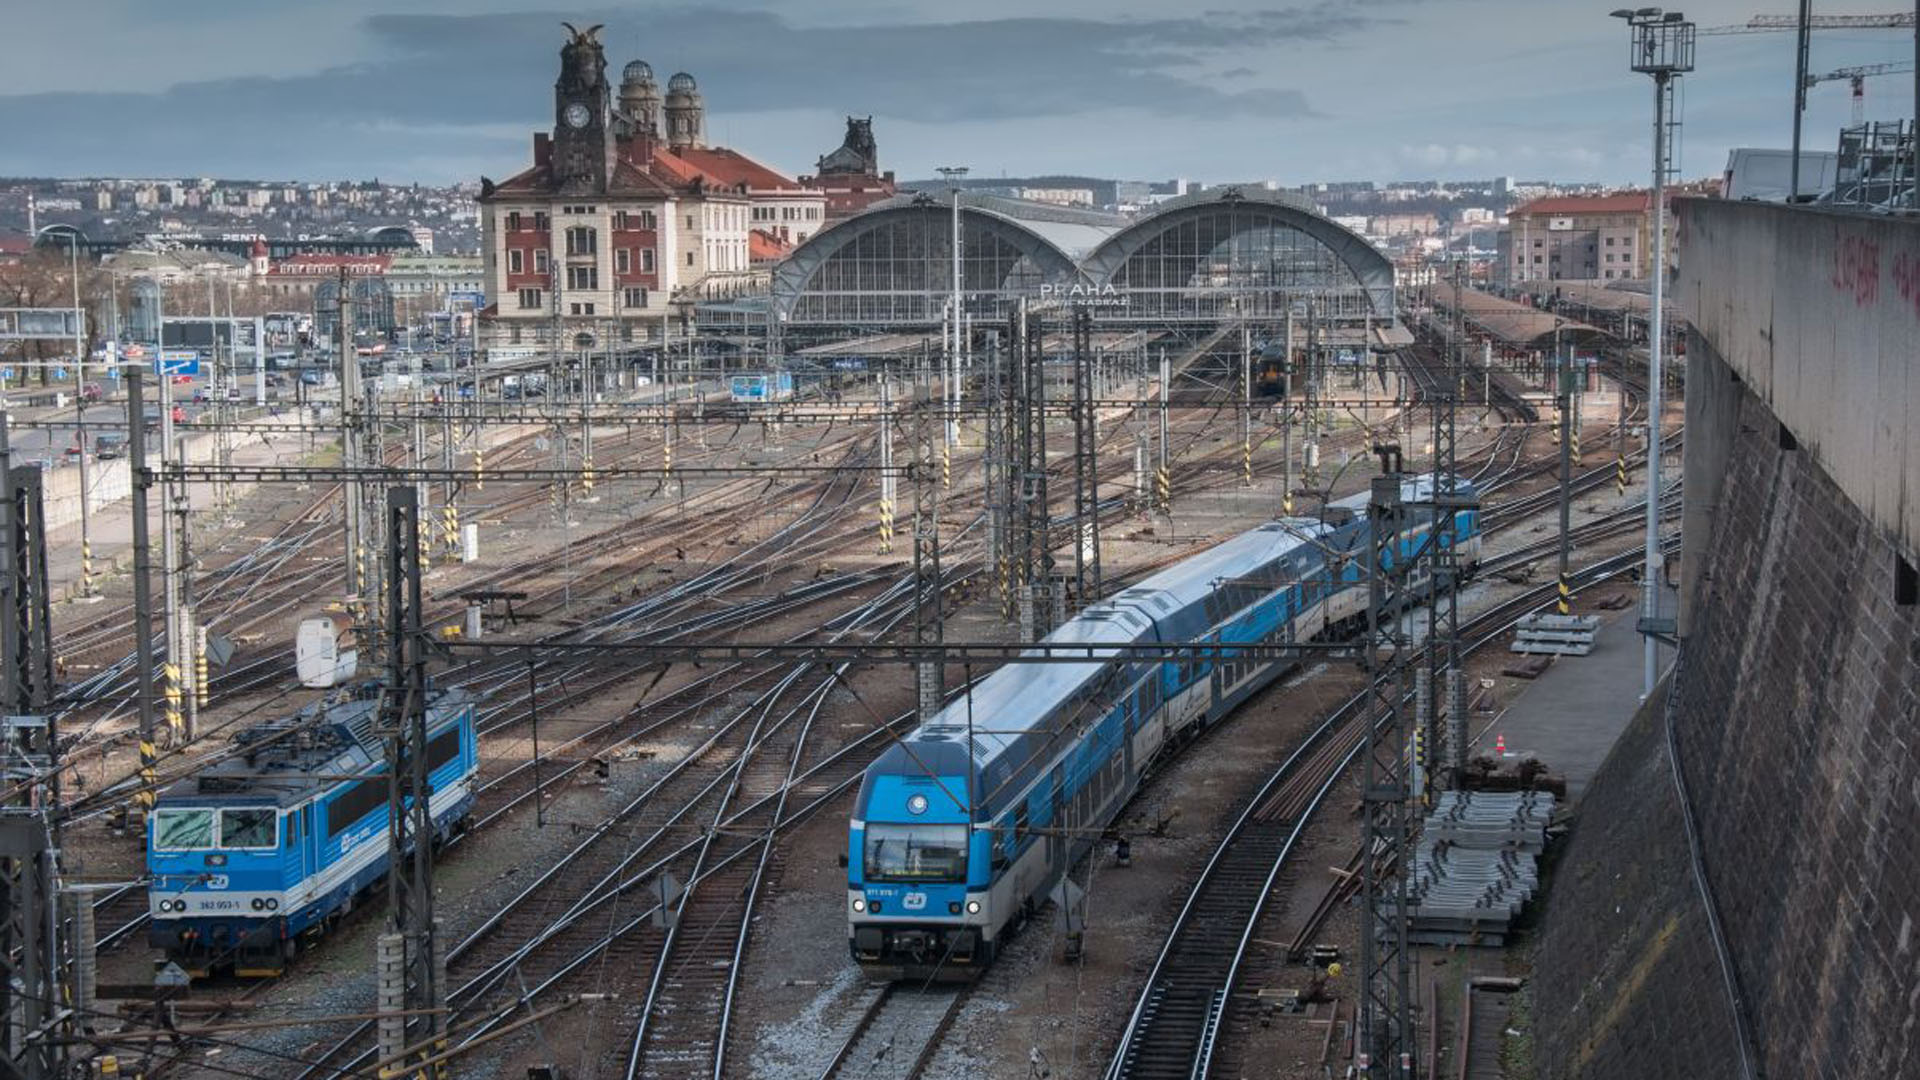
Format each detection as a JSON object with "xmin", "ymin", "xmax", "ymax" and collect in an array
[
  {"xmin": 147, "ymin": 687, "xmax": 476, "ymax": 976},
  {"xmin": 846, "ymin": 475, "xmax": 1480, "ymax": 977}
]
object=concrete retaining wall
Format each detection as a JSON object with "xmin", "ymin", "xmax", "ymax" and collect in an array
[
  {"xmin": 1536, "ymin": 372, "xmax": 1920, "ymax": 1076},
  {"xmin": 36, "ymin": 424, "xmax": 270, "ymax": 533},
  {"xmin": 1676, "ymin": 198, "xmax": 1920, "ymax": 563}
]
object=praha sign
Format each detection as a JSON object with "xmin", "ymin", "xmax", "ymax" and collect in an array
[{"xmin": 1032, "ymin": 283, "xmax": 1130, "ymax": 309}]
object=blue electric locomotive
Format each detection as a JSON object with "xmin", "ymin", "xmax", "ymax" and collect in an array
[
  {"xmin": 147, "ymin": 686, "xmax": 477, "ymax": 976},
  {"xmin": 847, "ymin": 475, "xmax": 1479, "ymax": 977}
]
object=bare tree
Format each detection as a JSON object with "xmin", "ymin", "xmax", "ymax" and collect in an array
[{"xmin": 0, "ymin": 249, "xmax": 110, "ymax": 386}]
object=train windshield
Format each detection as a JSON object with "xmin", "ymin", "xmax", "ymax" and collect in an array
[
  {"xmin": 220, "ymin": 809, "xmax": 278, "ymax": 850},
  {"xmin": 153, "ymin": 809, "xmax": 216, "ymax": 851},
  {"xmin": 864, "ymin": 823, "xmax": 968, "ymax": 883}
]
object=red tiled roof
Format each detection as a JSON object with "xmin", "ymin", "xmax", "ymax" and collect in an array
[
  {"xmin": 749, "ymin": 229, "xmax": 792, "ymax": 262},
  {"xmin": 1513, "ymin": 192, "xmax": 1649, "ymax": 217},
  {"xmin": 654, "ymin": 146, "xmax": 803, "ymax": 192},
  {"xmin": 484, "ymin": 158, "xmax": 681, "ymax": 199}
]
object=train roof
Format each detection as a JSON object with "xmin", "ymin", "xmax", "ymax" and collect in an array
[
  {"xmin": 154, "ymin": 686, "xmax": 471, "ymax": 809},
  {"xmin": 864, "ymin": 471, "xmax": 1479, "ymax": 799},
  {"xmin": 895, "ymin": 516, "xmax": 1335, "ymax": 770}
]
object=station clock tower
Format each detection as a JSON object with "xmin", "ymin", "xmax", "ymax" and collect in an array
[{"xmin": 553, "ymin": 22, "xmax": 613, "ymax": 193}]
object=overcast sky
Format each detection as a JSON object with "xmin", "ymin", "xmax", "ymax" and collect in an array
[{"xmin": 1, "ymin": 0, "xmax": 1911, "ymax": 187}]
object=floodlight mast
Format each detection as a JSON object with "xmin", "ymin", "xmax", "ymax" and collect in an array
[{"xmin": 1612, "ymin": 7, "xmax": 1692, "ymax": 698}]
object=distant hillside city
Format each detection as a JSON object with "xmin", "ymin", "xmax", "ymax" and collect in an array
[{"xmin": 0, "ymin": 172, "xmax": 1624, "ymax": 260}]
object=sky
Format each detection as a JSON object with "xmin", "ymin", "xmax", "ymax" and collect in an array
[{"xmin": 0, "ymin": 0, "xmax": 1912, "ymax": 187}]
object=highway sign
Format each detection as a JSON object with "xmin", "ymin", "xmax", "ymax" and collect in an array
[{"xmin": 155, "ymin": 351, "xmax": 200, "ymax": 377}]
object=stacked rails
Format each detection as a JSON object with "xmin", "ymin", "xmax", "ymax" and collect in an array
[{"xmin": 1406, "ymin": 791, "xmax": 1555, "ymax": 946}]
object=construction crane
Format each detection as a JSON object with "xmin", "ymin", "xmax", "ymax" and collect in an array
[
  {"xmin": 1808, "ymin": 60, "xmax": 1917, "ymax": 122},
  {"xmin": 1699, "ymin": 12, "xmax": 1915, "ymax": 34}
]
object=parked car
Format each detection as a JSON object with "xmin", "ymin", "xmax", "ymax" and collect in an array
[
  {"xmin": 80, "ymin": 382, "xmax": 104, "ymax": 402},
  {"xmin": 94, "ymin": 433, "xmax": 128, "ymax": 459}
]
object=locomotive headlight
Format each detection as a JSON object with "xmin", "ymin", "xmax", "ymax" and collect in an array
[
  {"xmin": 966, "ymin": 900, "xmax": 981, "ymax": 915},
  {"xmin": 906, "ymin": 794, "xmax": 929, "ymax": 816},
  {"xmin": 265, "ymin": 898, "xmax": 279, "ymax": 911},
  {"xmin": 851, "ymin": 897, "xmax": 867, "ymax": 913},
  {"xmin": 250, "ymin": 898, "xmax": 265, "ymax": 911}
]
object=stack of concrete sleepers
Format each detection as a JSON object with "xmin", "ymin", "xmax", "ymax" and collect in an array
[{"xmin": 1406, "ymin": 791, "xmax": 1555, "ymax": 946}]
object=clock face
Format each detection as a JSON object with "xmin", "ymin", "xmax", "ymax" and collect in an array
[{"xmin": 564, "ymin": 102, "xmax": 591, "ymax": 129}]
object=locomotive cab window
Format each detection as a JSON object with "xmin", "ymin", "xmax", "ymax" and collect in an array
[
  {"xmin": 864, "ymin": 823, "xmax": 968, "ymax": 883},
  {"xmin": 153, "ymin": 809, "xmax": 216, "ymax": 851},
  {"xmin": 220, "ymin": 808, "xmax": 277, "ymax": 850}
]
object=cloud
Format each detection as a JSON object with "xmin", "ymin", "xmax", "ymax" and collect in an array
[{"xmin": 0, "ymin": 6, "xmax": 1375, "ymax": 180}]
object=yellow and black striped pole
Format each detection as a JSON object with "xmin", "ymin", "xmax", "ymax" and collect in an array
[
  {"xmin": 443, "ymin": 506, "xmax": 459, "ymax": 554},
  {"xmin": 1571, "ymin": 425, "xmax": 1581, "ymax": 464},
  {"xmin": 162, "ymin": 662, "xmax": 184, "ymax": 743},
  {"xmin": 472, "ymin": 447, "xmax": 484, "ymax": 492},
  {"xmin": 1155, "ymin": 464, "xmax": 1171, "ymax": 515},
  {"xmin": 1412, "ymin": 724, "xmax": 1427, "ymax": 804},
  {"xmin": 1557, "ymin": 572, "xmax": 1572, "ymax": 616},
  {"xmin": 135, "ymin": 737, "xmax": 157, "ymax": 816},
  {"xmin": 941, "ymin": 442, "xmax": 952, "ymax": 490},
  {"xmin": 194, "ymin": 631, "xmax": 209, "ymax": 710},
  {"xmin": 1615, "ymin": 454, "xmax": 1628, "ymax": 497},
  {"xmin": 878, "ymin": 496, "xmax": 894, "ymax": 554},
  {"xmin": 582, "ymin": 450, "xmax": 594, "ymax": 494},
  {"xmin": 80, "ymin": 537, "xmax": 92, "ymax": 597},
  {"xmin": 1242, "ymin": 437, "xmax": 1252, "ymax": 487}
]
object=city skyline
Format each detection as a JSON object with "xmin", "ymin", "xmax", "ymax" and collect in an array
[{"xmin": 2, "ymin": 0, "xmax": 1912, "ymax": 187}]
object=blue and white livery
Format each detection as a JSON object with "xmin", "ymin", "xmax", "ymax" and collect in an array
[
  {"xmin": 147, "ymin": 686, "xmax": 476, "ymax": 976},
  {"xmin": 846, "ymin": 475, "xmax": 1480, "ymax": 977}
]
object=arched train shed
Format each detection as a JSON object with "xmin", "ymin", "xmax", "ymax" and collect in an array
[{"xmin": 769, "ymin": 187, "xmax": 1397, "ymax": 334}]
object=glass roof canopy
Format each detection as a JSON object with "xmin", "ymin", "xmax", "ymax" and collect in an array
[{"xmin": 768, "ymin": 187, "xmax": 1397, "ymax": 331}]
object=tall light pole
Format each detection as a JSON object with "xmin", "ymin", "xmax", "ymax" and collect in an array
[
  {"xmin": 63, "ymin": 234, "xmax": 94, "ymax": 597},
  {"xmin": 1613, "ymin": 6, "xmax": 1693, "ymax": 698},
  {"xmin": 936, "ymin": 166, "xmax": 968, "ymax": 448},
  {"xmin": 1791, "ymin": 0, "xmax": 1813, "ymax": 201}
]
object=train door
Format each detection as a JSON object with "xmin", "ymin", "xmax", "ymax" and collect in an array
[{"xmin": 282, "ymin": 805, "xmax": 307, "ymax": 892}]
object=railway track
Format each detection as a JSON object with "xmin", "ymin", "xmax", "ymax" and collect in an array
[
  {"xmin": 1453, "ymin": 979, "xmax": 1520, "ymax": 1080},
  {"xmin": 279, "ymin": 562, "xmax": 962, "ymax": 1080},
  {"xmin": 103, "ymin": 365, "xmax": 1571, "ymax": 1076},
  {"xmin": 1104, "ymin": 532, "xmax": 1679, "ymax": 1080},
  {"xmin": 818, "ymin": 983, "xmax": 970, "ymax": 1080}
]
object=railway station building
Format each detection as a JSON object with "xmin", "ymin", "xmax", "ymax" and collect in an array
[{"xmin": 476, "ymin": 26, "xmax": 827, "ymax": 356}]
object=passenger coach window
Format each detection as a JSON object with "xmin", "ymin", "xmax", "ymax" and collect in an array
[
  {"xmin": 153, "ymin": 809, "xmax": 216, "ymax": 850},
  {"xmin": 220, "ymin": 809, "xmax": 278, "ymax": 849}
]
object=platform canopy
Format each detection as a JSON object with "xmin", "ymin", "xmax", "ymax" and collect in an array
[{"xmin": 1430, "ymin": 282, "xmax": 1612, "ymax": 351}]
